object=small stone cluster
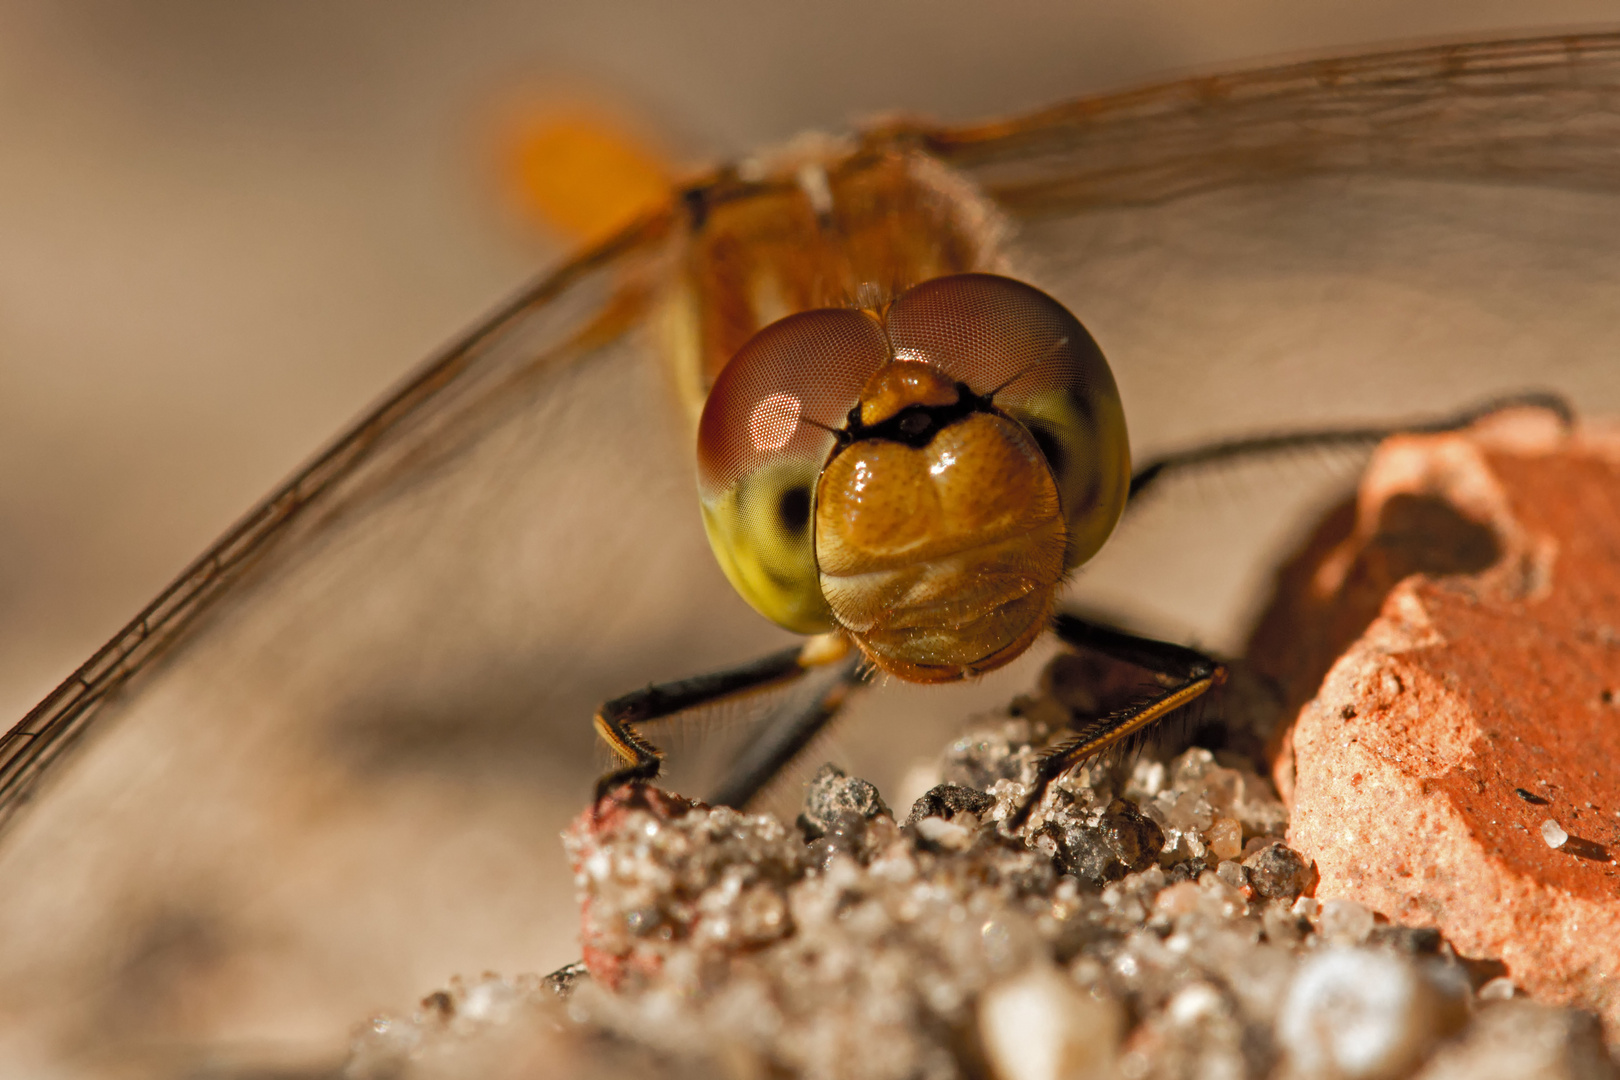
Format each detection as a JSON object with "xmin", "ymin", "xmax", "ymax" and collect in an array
[{"xmin": 346, "ymin": 682, "xmax": 1616, "ymax": 1080}]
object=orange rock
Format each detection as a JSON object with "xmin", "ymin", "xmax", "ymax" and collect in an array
[{"xmin": 1251, "ymin": 412, "xmax": 1620, "ymax": 1030}]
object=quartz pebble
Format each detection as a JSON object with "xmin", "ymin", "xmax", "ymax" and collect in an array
[
  {"xmin": 1278, "ymin": 948, "xmax": 1467, "ymax": 1080},
  {"xmin": 1541, "ymin": 818, "xmax": 1570, "ymax": 849},
  {"xmin": 978, "ymin": 966, "xmax": 1119, "ymax": 1080},
  {"xmin": 1206, "ymin": 816, "xmax": 1243, "ymax": 861},
  {"xmin": 1318, "ymin": 897, "xmax": 1376, "ymax": 946}
]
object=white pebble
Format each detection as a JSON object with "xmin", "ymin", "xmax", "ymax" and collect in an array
[
  {"xmin": 1319, "ymin": 898, "xmax": 1375, "ymax": 945},
  {"xmin": 459, "ymin": 977, "xmax": 517, "ymax": 1024},
  {"xmin": 1206, "ymin": 816, "xmax": 1243, "ymax": 861},
  {"xmin": 1540, "ymin": 819, "xmax": 1568, "ymax": 849},
  {"xmin": 1279, "ymin": 949, "xmax": 1457, "ymax": 1080},
  {"xmin": 979, "ymin": 967, "xmax": 1120, "ymax": 1080},
  {"xmin": 1167, "ymin": 982, "xmax": 1225, "ymax": 1026},
  {"xmin": 915, "ymin": 815, "xmax": 975, "ymax": 850},
  {"xmin": 1131, "ymin": 759, "xmax": 1166, "ymax": 797}
]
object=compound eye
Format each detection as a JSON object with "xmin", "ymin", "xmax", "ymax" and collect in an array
[
  {"xmin": 697, "ymin": 308, "xmax": 890, "ymax": 633},
  {"xmin": 885, "ymin": 274, "xmax": 1133, "ymax": 570}
]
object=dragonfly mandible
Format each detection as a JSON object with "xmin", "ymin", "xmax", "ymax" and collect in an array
[{"xmin": 0, "ymin": 30, "xmax": 1618, "ymax": 1077}]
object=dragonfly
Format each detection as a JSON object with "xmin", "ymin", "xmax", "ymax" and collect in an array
[{"xmin": 1, "ymin": 30, "xmax": 1619, "ymax": 1077}]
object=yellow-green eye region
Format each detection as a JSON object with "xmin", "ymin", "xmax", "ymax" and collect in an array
[
  {"xmin": 1006, "ymin": 386, "xmax": 1131, "ymax": 571},
  {"xmin": 695, "ymin": 307, "xmax": 893, "ymax": 634},
  {"xmin": 700, "ymin": 459, "xmax": 834, "ymax": 634}
]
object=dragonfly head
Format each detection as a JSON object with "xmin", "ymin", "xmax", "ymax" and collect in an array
[{"xmin": 697, "ymin": 274, "xmax": 1131, "ymax": 682}]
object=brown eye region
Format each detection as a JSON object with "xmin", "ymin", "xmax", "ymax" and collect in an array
[{"xmin": 696, "ymin": 273, "xmax": 1131, "ymax": 681}]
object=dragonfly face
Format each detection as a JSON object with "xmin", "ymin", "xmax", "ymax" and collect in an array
[
  {"xmin": 1, "ymin": 31, "xmax": 1618, "ymax": 1078},
  {"xmin": 696, "ymin": 273, "xmax": 1129, "ymax": 680}
]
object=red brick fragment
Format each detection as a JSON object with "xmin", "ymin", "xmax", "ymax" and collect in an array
[{"xmin": 1252, "ymin": 413, "xmax": 1620, "ymax": 1030}]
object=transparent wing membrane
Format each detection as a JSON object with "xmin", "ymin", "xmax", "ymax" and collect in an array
[
  {"xmin": 2, "ymin": 30, "xmax": 1619, "ymax": 1076},
  {"xmin": 927, "ymin": 34, "xmax": 1620, "ymax": 211},
  {"xmin": 0, "ymin": 215, "xmax": 676, "ymax": 830},
  {"xmin": 0, "ymin": 211, "xmax": 808, "ymax": 1070}
]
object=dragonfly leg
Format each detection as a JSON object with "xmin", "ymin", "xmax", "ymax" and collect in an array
[
  {"xmin": 592, "ymin": 633, "xmax": 858, "ymax": 805},
  {"xmin": 1009, "ymin": 613, "xmax": 1225, "ymax": 828},
  {"xmin": 1127, "ymin": 390, "xmax": 1573, "ymax": 502},
  {"xmin": 705, "ymin": 649, "xmax": 869, "ymax": 808}
]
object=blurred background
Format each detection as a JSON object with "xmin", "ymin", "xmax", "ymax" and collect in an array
[
  {"xmin": 1, "ymin": 2, "xmax": 1618, "ymax": 1076},
  {"xmin": 1, "ymin": 0, "xmax": 1616, "ymax": 728}
]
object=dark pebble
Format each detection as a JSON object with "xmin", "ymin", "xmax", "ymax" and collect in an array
[
  {"xmin": 1242, "ymin": 842, "xmax": 1318, "ymax": 901},
  {"xmin": 798, "ymin": 763, "xmax": 891, "ymax": 840},
  {"xmin": 904, "ymin": 783, "xmax": 995, "ymax": 826},
  {"xmin": 542, "ymin": 961, "xmax": 589, "ymax": 999},
  {"xmin": 1368, "ymin": 924, "xmax": 1445, "ymax": 955},
  {"xmin": 1048, "ymin": 798, "xmax": 1165, "ymax": 886},
  {"xmin": 1101, "ymin": 798, "xmax": 1165, "ymax": 872}
]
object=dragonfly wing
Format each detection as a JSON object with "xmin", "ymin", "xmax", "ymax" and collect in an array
[
  {"xmin": 0, "ymin": 213, "xmax": 800, "ymax": 1070},
  {"xmin": 928, "ymin": 34, "xmax": 1620, "ymax": 212}
]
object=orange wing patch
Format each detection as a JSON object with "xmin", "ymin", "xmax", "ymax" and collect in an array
[{"xmin": 498, "ymin": 103, "xmax": 675, "ymax": 248}]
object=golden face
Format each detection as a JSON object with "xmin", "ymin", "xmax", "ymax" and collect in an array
[{"xmin": 697, "ymin": 273, "xmax": 1131, "ymax": 680}]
